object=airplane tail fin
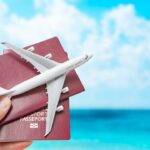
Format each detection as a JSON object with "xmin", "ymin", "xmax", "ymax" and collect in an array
[{"xmin": 0, "ymin": 87, "xmax": 13, "ymax": 96}]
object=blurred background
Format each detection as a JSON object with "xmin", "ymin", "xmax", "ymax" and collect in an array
[{"xmin": 0, "ymin": 0, "xmax": 149, "ymax": 149}]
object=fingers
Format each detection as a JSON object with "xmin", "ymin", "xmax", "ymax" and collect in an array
[
  {"xmin": 0, "ymin": 141, "xmax": 32, "ymax": 150},
  {"xmin": 0, "ymin": 96, "xmax": 11, "ymax": 121},
  {"xmin": 0, "ymin": 97, "xmax": 32, "ymax": 149},
  {"xmin": 0, "ymin": 97, "xmax": 32, "ymax": 150}
]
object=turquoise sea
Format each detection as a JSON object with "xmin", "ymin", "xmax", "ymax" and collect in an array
[{"xmin": 28, "ymin": 110, "xmax": 150, "ymax": 150}]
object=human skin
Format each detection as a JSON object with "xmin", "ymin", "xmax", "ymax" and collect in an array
[{"xmin": 0, "ymin": 96, "xmax": 32, "ymax": 150}]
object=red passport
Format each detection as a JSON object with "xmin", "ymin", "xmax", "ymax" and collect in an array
[
  {"xmin": 0, "ymin": 37, "xmax": 84, "ymax": 141},
  {"xmin": 0, "ymin": 100, "xmax": 70, "ymax": 141}
]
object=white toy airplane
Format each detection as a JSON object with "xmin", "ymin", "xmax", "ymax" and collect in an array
[{"xmin": 0, "ymin": 42, "xmax": 92, "ymax": 136}]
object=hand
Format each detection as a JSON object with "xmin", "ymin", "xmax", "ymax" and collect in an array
[
  {"xmin": 0, "ymin": 96, "xmax": 32, "ymax": 150},
  {"xmin": 0, "ymin": 141, "xmax": 32, "ymax": 150}
]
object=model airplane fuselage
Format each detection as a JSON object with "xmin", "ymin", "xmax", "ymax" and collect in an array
[
  {"xmin": 11, "ymin": 54, "xmax": 92, "ymax": 96},
  {"xmin": 0, "ymin": 42, "xmax": 92, "ymax": 136}
]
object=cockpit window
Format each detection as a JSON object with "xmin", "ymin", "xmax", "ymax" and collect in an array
[{"xmin": 85, "ymin": 55, "xmax": 89, "ymax": 60}]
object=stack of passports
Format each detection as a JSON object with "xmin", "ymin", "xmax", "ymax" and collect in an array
[{"xmin": 0, "ymin": 37, "xmax": 84, "ymax": 141}]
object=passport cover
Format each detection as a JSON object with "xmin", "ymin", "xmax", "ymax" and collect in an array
[
  {"xmin": 0, "ymin": 37, "xmax": 84, "ymax": 141},
  {"xmin": 0, "ymin": 99, "xmax": 70, "ymax": 141}
]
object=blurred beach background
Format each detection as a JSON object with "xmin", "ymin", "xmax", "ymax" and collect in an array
[
  {"xmin": 28, "ymin": 109, "xmax": 150, "ymax": 150},
  {"xmin": 0, "ymin": 0, "xmax": 149, "ymax": 149}
]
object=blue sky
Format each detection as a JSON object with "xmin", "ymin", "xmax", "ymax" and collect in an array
[
  {"xmin": 0, "ymin": 0, "xmax": 149, "ymax": 109},
  {"xmin": 4, "ymin": 0, "xmax": 150, "ymax": 19}
]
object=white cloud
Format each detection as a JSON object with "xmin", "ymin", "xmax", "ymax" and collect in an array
[
  {"xmin": 0, "ymin": 1, "xmax": 7, "ymax": 17},
  {"xmin": 77, "ymin": 5, "xmax": 150, "ymax": 92},
  {"xmin": 0, "ymin": 0, "xmax": 149, "ymax": 108},
  {"xmin": 3, "ymin": 0, "xmax": 96, "ymax": 52}
]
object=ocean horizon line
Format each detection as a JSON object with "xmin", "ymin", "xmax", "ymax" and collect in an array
[{"xmin": 70, "ymin": 108, "xmax": 150, "ymax": 111}]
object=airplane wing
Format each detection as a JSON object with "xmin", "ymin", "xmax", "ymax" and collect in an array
[
  {"xmin": 45, "ymin": 74, "xmax": 66, "ymax": 136},
  {"xmin": 1, "ymin": 42, "xmax": 59, "ymax": 72}
]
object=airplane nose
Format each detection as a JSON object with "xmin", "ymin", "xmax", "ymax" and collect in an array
[
  {"xmin": 86, "ymin": 53, "xmax": 93, "ymax": 60},
  {"xmin": 84, "ymin": 53, "xmax": 93, "ymax": 61}
]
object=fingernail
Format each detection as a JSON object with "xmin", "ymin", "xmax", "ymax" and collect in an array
[{"xmin": 0, "ymin": 97, "xmax": 11, "ymax": 121}]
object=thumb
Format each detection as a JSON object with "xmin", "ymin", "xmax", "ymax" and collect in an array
[{"xmin": 0, "ymin": 96, "xmax": 11, "ymax": 121}]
